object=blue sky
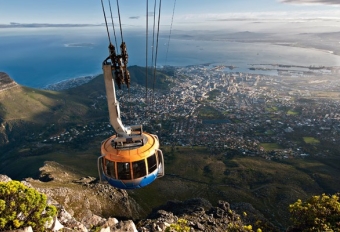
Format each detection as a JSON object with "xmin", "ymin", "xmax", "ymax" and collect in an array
[{"xmin": 0, "ymin": 0, "xmax": 340, "ymax": 29}]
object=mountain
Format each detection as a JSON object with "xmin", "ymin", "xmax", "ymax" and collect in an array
[
  {"xmin": 1, "ymin": 161, "xmax": 270, "ymax": 232},
  {"xmin": 128, "ymin": 65, "xmax": 174, "ymax": 90},
  {"xmin": 0, "ymin": 72, "xmax": 18, "ymax": 91},
  {"xmin": 0, "ymin": 73, "xmax": 99, "ymax": 147},
  {"xmin": 63, "ymin": 65, "xmax": 174, "ymax": 98},
  {"xmin": 1, "ymin": 67, "xmax": 340, "ymax": 231},
  {"xmin": 0, "ymin": 66, "xmax": 175, "ymax": 180},
  {"xmin": 0, "ymin": 66, "xmax": 172, "ymax": 146}
]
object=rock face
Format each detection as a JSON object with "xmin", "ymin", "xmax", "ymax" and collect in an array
[
  {"xmin": 137, "ymin": 199, "xmax": 240, "ymax": 231},
  {"xmin": 0, "ymin": 168, "xmax": 140, "ymax": 232},
  {"xmin": 0, "ymin": 73, "xmax": 18, "ymax": 144},
  {"xmin": 26, "ymin": 161, "xmax": 143, "ymax": 221},
  {"xmin": 0, "ymin": 162, "xmax": 277, "ymax": 231},
  {"xmin": 0, "ymin": 72, "xmax": 18, "ymax": 92},
  {"xmin": 137, "ymin": 198, "xmax": 278, "ymax": 232}
]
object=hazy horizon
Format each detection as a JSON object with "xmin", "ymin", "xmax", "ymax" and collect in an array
[
  {"xmin": 1, "ymin": 0, "xmax": 340, "ymax": 31},
  {"xmin": 1, "ymin": 0, "xmax": 340, "ymax": 87}
]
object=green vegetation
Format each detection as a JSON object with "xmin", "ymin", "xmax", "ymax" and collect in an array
[
  {"xmin": 2, "ymin": 140, "xmax": 340, "ymax": 231},
  {"xmin": 288, "ymin": 193, "xmax": 340, "ymax": 232},
  {"xmin": 0, "ymin": 181, "xmax": 57, "ymax": 231},
  {"xmin": 128, "ymin": 65, "xmax": 174, "ymax": 90},
  {"xmin": 264, "ymin": 130, "xmax": 274, "ymax": 135},
  {"xmin": 165, "ymin": 216, "xmax": 258, "ymax": 232},
  {"xmin": 130, "ymin": 147, "xmax": 340, "ymax": 229},
  {"xmin": 207, "ymin": 89, "xmax": 221, "ymax": 100},
  {"xmin": 259, "ymin": 143, "xmax": 282, "ymax": 151},
  {"xmin": 0, "ymin": 65, "xmax": 173, "ymax": 148},
  {"xmin": 166, "ymin": 218, "xmax": 190, "ymax": 232},
  {"xmin": 1, "ymin": 145, "xmax": 99, "ymax": 180},
  {"xmin": 0, "ymin": 85, "xmax": 93, "ymax": 125},
  {"xmin": 287, "ymin": 110, "xmax": 299, "ymax": 115},
  {"xmin": 196, "ymin": 105, "xmax": 224, "ymax": 119},
  {"xmin": 163, "ymin": 191, "xmax": 340, "ymax": 232},
  {"xmin": 303, "ymin": 137, "xmax": 320, "ymax": 144},
  {"xmin": 266, "ymin": 106, "xmax": 278, "ymax": 112}
]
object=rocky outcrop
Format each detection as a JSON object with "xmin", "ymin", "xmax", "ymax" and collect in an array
[
  {"xmin": 26, "ymin": 161, "xmax": 143, "ymax": 221},
  {"xmin": 1, "ymin": 162, "xmax": 277, "ymax": 231},
  {"xmin": 137, "ymin": 198, "xmax": 278, "ymax": 231},
  {"xmin": 137, "ymin": 199, "xmax": 240, "ymax": 231},
  {"xmin": 0, "ymin": 72, "xmax": 18, "ymax": 92},
  {"xmin": 0, "ymin": 174, "xmax": 139, "ymax": 232}
]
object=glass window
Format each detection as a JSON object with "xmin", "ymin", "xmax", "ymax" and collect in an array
[
  {"xmin": 132, "ymin": 160, "xmax": 147, "ymax": 179},
  {"xmin": 117, "ymin": 162, "xmax": 131, "ymax": 180},
  {"xmin": 157, "ymin": 151, "xmax": 162, "ymax": 165},
  {"xmin": 147, "ymin": 154, "xmax": 157, "ymax": 173},
  {"xmin": 105, "ymin": 160, "xmax": 116, "ymax": 179}
]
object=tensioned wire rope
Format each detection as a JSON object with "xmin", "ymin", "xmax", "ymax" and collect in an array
[
  {"xmin": 151, "ymin": 0, "xmax": 162, "ymax": 110},
  {"xmin": 101, "ymin": 0, "xmax": 133, "ymax": 117},
  {"xmin": 150, "ymin": 0, "xmax": 176, "ymax": 111}
]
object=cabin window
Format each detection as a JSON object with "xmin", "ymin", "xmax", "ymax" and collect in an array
[
  {"xmin": 147, "ymin": 154, "xmax": 157, "ymax": 173},
  {"xmin": 157, "ymin": 151, "xmax": 162, "ymax": 165},
  {"xmin": 105, "ymin": 160, "xmax": 116, "ymax": 179},
  {"xmin": 132, "ymin": 160, "xmax": 147, "ymax": 179},
  {"xmin": 117, "ymin": 162, "xmax": 131, "ymax": 180}
]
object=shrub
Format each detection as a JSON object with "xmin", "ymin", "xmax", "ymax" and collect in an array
[
  {"xmin": 288, "ymin": 193, "xmax": 340, "ymax": 232},
  {"xmin": 165, "ymin": 218, "xmax": 190, "ymax": 232},
  {"xmin": 0, "ymin": 180, "xmax": 57, "ymax": 231}
]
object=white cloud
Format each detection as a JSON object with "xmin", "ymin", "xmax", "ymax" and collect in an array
[
  {"xmin": 168, "ymin": 11, "xmax": 340, "ymax": 31},
  {"xmin": 174, "ymin": 10, "xmax": 340, "ymax": 22},
  {"xmin": 280, "ymin": 0, "xmax": 340, "ymax": 5}
]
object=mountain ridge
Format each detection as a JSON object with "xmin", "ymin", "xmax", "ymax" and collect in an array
[{"xmin": 0, "ymin": 72, "xmax": 18, "ymax": 92}]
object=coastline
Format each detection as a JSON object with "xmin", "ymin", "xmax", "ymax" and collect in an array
[{"xmin": 43, "ymin": 75, "xmax": 99, "ymax": 91}]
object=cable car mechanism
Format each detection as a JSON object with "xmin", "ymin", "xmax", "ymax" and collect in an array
[{"xmin": 97, "ymin": 0, "xmax": 164, "ymax": 189}]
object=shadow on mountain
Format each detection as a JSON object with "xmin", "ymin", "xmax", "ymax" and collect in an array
[
  {"xmin": 0, "ymin": 77, "xmax": 107, "ymax": 180},
  {"xmin": 0, "ymin": 65, "xmax": 173, "ymax": 180}
]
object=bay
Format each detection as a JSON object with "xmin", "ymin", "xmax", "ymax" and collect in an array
[{"xmin": 0, "ymin": 26, "xmax": 339, "ymax": 88}]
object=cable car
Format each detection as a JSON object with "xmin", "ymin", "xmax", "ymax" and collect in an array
[
  {"xmin": 97, "ymin": 0, "xmax": 165, "ymax": 189},
  {"xmin": 97, "ymin": 63, "xmax": 164, "ymax": 190},
  {"xmin": 99, "ymin": 132, "xmax": 164, "ymax": 189}
]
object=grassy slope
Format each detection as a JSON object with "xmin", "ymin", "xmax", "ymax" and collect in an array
[
  {"xmin": 0, "ymin": 65, "xmax": 173, "ymax": 177},
  {"xmin": 129, "ymin": 146, "xmax": 340, "ymax": 229},
  {"xmin": 128, "ymin": 65, "xmax": 174, "ymax": 90},
  {"xmin": 1, "ymin": 144, "xmax": 100, "ymax": 179},
  {"xmin": 0, "ymin": 86, "xmax": 92, "ymax": 124},
  {"xmin": 0, "ymin": 65, "xmax": 172, "ymax": 124},
  {"xmin": 9, "ymin": 142, "xmax": 339, "ymax": 228}
]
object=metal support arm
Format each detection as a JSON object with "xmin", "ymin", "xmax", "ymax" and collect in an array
[{"xmin": 103, "ymin": 64, "xmax": 130, "ymax": 136}]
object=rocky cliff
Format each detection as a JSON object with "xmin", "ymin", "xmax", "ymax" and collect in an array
[
  {"xmin": 25, "ymin": 161, "xmax": 144, "ymax": 221},
  {"xmin": 0, "ymin": 161, "xmax": 277, "ymax": 232},
  {"xmin": 0, "ymin": 72, "xmax": 18, "ymax": 92}
]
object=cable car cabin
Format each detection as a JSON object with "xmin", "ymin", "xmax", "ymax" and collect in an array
[{"xmin": 98, "ymin": 132, "xmax": 164, "ymax": 189}]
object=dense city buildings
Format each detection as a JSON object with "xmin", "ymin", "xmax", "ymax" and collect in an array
[{"xmin": 42, "ymin": 64, "xmax": 340, "ymax": 159}]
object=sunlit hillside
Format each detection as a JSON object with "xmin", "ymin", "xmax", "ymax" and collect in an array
[{"xmin": 0, "ymin": 86, "xmax": 91, "ymax": 124}]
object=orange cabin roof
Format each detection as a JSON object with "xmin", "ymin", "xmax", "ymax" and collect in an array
[{"xmin": 101, "ymin": 132, "xmax": 159, "ymax": 163}]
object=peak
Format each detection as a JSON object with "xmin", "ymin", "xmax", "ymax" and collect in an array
[{"xmin": 0, "ymin": 72, "xmax": 18, "ymax": 91}]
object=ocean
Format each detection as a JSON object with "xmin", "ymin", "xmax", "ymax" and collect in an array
[{"xmin": 1, "ymin": 26, "xmax": 340, "ymax": 88}]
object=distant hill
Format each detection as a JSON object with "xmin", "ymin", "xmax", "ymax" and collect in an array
[
  {"xmin": 128, "ymin": 65, "xmax": 174, "ymax": 90},
  {"xmin": 0, "ymin": 86, "xmax": 91, "ymax": 124},
  {"xmin": 65, "ymin": 65, "xmax": 173, "ymax": 98},
  {"xmin": 0, "ymin": 73, "xmax": 100, "ymax": 146},
  {"xmin": 0, "ymin": 66, "xmax": 173, "ymax": 146}
]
